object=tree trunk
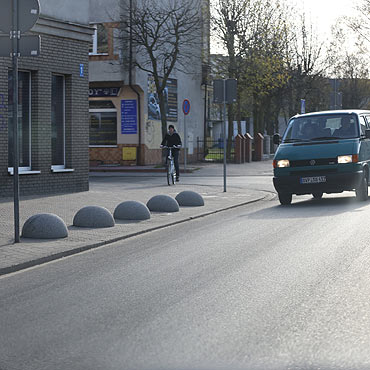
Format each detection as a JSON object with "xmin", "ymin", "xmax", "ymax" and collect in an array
[
  {"xmin": 159, "ymin": 93, "xmax": 168, "ymax": 139},
  {"xmin": 237, "ymin": 95, "xmax": 242, "ymax": 134}
]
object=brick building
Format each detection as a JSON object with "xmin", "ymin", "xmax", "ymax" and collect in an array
[{"xmin": 0, "ymin": 0, "xmax": 92, "ymax": 197}]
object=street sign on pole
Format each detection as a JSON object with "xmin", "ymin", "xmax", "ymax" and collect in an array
[
  {"xmin": 213, "ymin": 79, "xmax": 224, "ymax": 104},
  {"xmin": 0, "ymin": 0, "xmax": 40, "ymax": 33},
  {"xmin": 0, "ymin": 34, "xmax": 40, "ymax": 57},
  {"xmin": 213, "ymin": 79, "xmax": 237, "ymax": 104},
  {"xmin": 182, "ymin": 99, "xmax": 190, "ymax": 115},
  {"xmin": 183, "ymin": 99, "xmax": 190, "ymax": 173},
  {"xmin": 225, "ymin": 79, "xmax": 237, "ymax": 103}
]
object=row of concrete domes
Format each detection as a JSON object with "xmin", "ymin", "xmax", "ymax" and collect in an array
[{"xmin": 22, "ymin": 191, "xmax": 205, "ymax": 239}]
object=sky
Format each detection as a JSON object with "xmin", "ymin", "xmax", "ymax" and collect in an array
[
  {"xmin": 211, "ymin": 0, "xmax": 360, "ymax": 53},
  {"xmin": 290, "ymin": 0, "xmax": 358, "ymax": 38}
]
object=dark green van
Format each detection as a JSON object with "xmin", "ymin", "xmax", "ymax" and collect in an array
[{"xmin": 273, "ymin": 110, "xmax": 370, "ymax": 205}]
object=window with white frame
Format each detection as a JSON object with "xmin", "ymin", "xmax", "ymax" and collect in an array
[
  {"xmin": 8, "ymin": 71, "xmax": 31, "ymax": 170},
  {"xmin": 51, "ymin": 75, "xmax": 65, "ymax": 169},
  {"xmin": 89, "ymin": 23, "xmax": 109, "ymax": 55},
  {"xmin": 89, "ymin": 100, "xmax": 117, "ymax": 146}
]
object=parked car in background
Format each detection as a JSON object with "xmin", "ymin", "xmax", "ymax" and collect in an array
[{"xmin": 273, "ymin": 110, "xmax": 370, "ymax": 205}]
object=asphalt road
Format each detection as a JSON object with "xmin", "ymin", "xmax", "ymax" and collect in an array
[
  {"xmin": 2, "ymin": 175, "xmax": 370, "ymax": 370},
  {"xmin": 89, "ymin": 162, "xmax": 276, "ymax": 195}
]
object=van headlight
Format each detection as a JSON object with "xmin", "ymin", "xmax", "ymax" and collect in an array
[
  {"xmin": 338, "ymin": 155, "xmax": 359, "ymax": 164},
  {"xmin": 276, "ymin": 159, "xmax": 290, "ymax": 168}
]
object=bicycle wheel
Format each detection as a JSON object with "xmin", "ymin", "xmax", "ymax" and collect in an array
[
  {"xmin": 170, "ymin": 160, "xmax": 176, "ymax": 185},
  {"xmin": 167, "ymin": 164, "xmax": 171, "ymax": 186},
  {"xmin": 171, "ymin": 170, "xmax": 175, "ymax": 185}
]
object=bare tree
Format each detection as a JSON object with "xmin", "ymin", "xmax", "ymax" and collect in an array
[
  {"xmin": 283, "ymin": 13, "xmax": 328, "ymax": 118},
  {"xmin": 118, "ymin": 0, "xmax": 202, "ymax": 137},
  {"xmin": 212, "ymin": 0, "xmax": 291, "ymax": 142},
  {"xmin": 347, "ymin": 0, "xmax": 370, "ymax": 44},
  {"xmin": 241, "ymin": 0, "xmax": 291, "ymax": 135},
  {"xmin": 327, "ymin": 21, "xmax": 370, "ymax": 109},
  {"xmin": 212, "ymin": 0, "xmax": 269, "ymax": 157}
]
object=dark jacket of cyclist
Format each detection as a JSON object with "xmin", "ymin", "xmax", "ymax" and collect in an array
[
  {"xmin": 161, "ymin": 125, "xmax": 182, "ymax": 181},
  {"xmin": 161, "ymin": 129, "xmax": 182, "ymax": 149}
]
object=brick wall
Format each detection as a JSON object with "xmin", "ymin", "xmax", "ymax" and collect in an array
[
  {"xmin": 89, "ymin": 144, "xmax": 137, "ymax": 166},
  {"xmin": 0, "ymin": 34, "xmax": 90, "ymax": 197}
]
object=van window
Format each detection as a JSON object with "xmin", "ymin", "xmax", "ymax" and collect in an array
[
  {"xmin": 359, "ymin": 116, "xmax": 367, "ymax": 135},
  {"xmin": 366, "ymin": 116, "xmax": 370, "ymax": 128},
  {"xmin": 283, "ymin": 114, "xmax": 359, "ymax": 142}
]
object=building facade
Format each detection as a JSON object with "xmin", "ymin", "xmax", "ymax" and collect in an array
[
  {"xmin": 0, "ymin": 0, "xmax": 92, "ymax": 197},
  {"xmin": 88, "ymin": 0, "xmax": 210, "ymax": 166}
]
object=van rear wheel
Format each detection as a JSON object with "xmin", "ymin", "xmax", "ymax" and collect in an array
[
  {"xmin": 278, "ymin": 192, "xmax": 292, "ymax": 205},
  {"xmin": 312, "ymin": 192, "xmax": 323, "ymax": 199},
  {"xmin": 356, "ymin": 173, "xmax": 368, "ymax": 201}
]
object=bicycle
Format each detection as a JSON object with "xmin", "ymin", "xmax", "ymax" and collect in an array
[{"xmin": 162, "ymin": 146, "xmax": 178, "ymax": 186}]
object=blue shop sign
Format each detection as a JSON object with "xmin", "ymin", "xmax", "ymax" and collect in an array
[{"xmin": 121, "ymin": 99, "xmax": 137, "ymax": 134}]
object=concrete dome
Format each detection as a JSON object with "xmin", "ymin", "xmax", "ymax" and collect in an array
[
  {"xmin": 175, "ymin": 191, "xmax": 205, "ymax": 207},
  {"xmin": 22, "ymin": 213, "xmax": 68, "ymax": 239},
  {"xmin": 146, "ymin": 195, "xmax": 179, "ymax": 213},
  {"xmin": 73, "ymin": 206, "xmax": 115, "ymax": 228},
  {"xmin": 114, "ymin": 201, "xmax": 151, "ymax": 220}
]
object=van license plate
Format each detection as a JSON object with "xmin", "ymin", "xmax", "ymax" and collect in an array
[{"xmin": 300, "ymin": 176, "xmax": 326, "ymax": 184}]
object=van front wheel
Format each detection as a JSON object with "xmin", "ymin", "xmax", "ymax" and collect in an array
[
  {"xmin": 356, "ymin": 173, "xmax": 368, "ymax": 201},
  {"xmin": 278, "ymin": 192, "xmax": 292, "ymax": 205}
]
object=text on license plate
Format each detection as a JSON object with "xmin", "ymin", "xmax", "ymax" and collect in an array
[{"xmin": 300, "ymin": 176, "xmax": 327, "ymax": 184}]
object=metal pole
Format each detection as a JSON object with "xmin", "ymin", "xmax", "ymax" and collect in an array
[
  {"xmin": 203, "ymin": 82, "xmax": 207, "ymax": 159},
  {"xmin": 223, "ymin": 80, "xmax": 226, "ymax": 192},
  {"xmin": 184, "ymin": 113, "xmax": 187, "ymax": 174},
  {"xmin": 12, "ymin": 0, "xmax": 20, "ymax": 243}
]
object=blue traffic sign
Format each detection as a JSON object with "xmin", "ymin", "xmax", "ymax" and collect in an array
[{"xmin": 182, "ymin": 99, "xmax": 190, "ymax": 115}]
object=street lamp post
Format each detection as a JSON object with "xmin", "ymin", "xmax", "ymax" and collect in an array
[
  {"xmin": 0, "ymin": 0, "xmax": 40, "ymax": 242},
  {"xmin": 12, "ymin": 0, "xmax": 20, "ymax": 242}
]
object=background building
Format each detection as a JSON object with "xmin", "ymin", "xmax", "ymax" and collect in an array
[
  {"xmin": 88, "ymin": 0, "xmax": 210, "ymax": 166},
  {"xmin": 0, "ymin": 0, "xmax": 92, "ymax": 197}
]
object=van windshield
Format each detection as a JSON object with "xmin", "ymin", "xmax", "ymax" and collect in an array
[{"xmin": 282, "ymin": 114, "xmax": 359, "ymax": 143}]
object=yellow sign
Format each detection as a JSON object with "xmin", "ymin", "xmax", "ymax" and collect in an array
[{"xmin": 122, "ymin": 147, "xmax": 137, "ymax": 160}]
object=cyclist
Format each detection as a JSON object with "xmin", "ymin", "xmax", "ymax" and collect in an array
[{"xmin": 160, "ymin": 124, "xmax": 182, "ymax": 181}]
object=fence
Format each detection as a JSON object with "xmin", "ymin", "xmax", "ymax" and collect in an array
[
  {"xmin": 263, "ymin": 135, "xmax": 277, "ymax": 157},
  {"xmin": 197, "ymin": 138, "xmax": 235, "ymax": 162},
  {"xmin": 197, "ymin": 135, "xmax": 276, "ymax": 163}
]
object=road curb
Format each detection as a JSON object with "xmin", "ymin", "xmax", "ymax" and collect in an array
[{"xmin": 0, "ymin": 194, "xmax": 271, "ymax": 276}]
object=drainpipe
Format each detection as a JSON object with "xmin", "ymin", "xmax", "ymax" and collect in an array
[{"xmin": 128, "ymin": 0, "xmax": 142, "ymax": 165}]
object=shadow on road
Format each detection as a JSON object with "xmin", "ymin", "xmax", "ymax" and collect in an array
[{"xmin": 245, "ymin": 194, "xmax": 367, "ymax": 219}]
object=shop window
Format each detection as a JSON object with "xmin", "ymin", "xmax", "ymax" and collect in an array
[
  {"xmin": 51, "ymin": 75, "xmax": 65, "ymax": 169},
  {"xmin": 89, "ymin": 23, "xmax": 109, "ymax": 55},
  {"xmin": 8, "ymin": 71, "xmax": 31, "ymax": 170},
  {"xmin": 89, "ymin": 101, "xmax": 117, "ymax": 146}
]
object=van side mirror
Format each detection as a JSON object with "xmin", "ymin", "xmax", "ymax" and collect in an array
[
  {"xmin": 273, "ymin": 133, "xmax": 281, "ymax": 145},
  {"xmin": 365, "ymin": 129, "xmax": 370, "ymax": 139}
]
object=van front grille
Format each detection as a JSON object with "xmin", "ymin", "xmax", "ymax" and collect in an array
[
  {"xmin": 290, "ymin": 168, "xmax": 338, "ymax": 176},
  {"xmin": 290, "ymin": 158, "xmax": 337, "ymax": 167}
]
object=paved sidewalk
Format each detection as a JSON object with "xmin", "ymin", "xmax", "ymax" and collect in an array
[{"xmin": 0, "ymin": 161, "xmax": 274, "ymax": 275}]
